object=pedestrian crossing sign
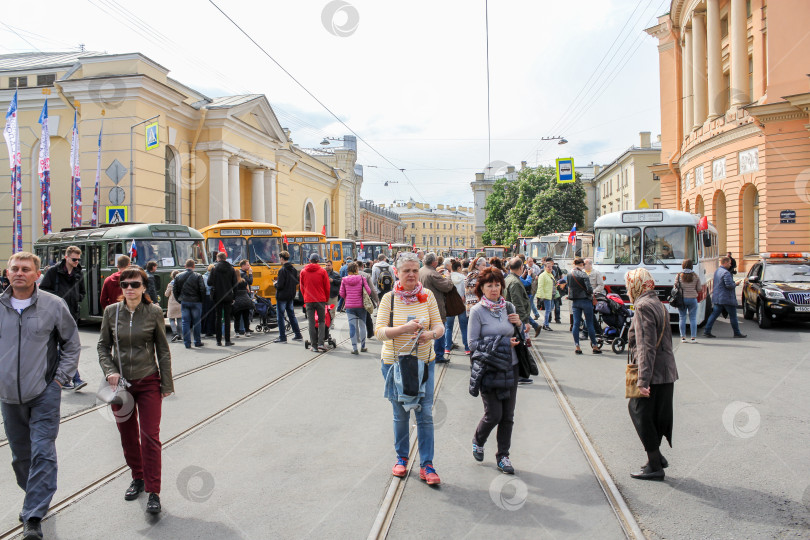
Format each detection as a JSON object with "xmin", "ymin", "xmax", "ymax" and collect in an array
[
  {"xmin": 145, "ymin": 121, "xmax": 159, "ymax": 151},
  {"xmin": 107, "ymin": 206, "xmax": 127, "ymax": 224},
  {"xmin": 556, "ymin": 158, "xmax": 575, "ymax": 184}
]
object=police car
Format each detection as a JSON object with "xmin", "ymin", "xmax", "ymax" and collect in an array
[{"xmin": 741, "ymin": 253, "xmax": 810, "ymax": 328}]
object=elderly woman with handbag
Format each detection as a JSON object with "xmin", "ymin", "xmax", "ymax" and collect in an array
[
  {"xmin": 375, "ymin": 252, "xmax": 444, "ymax": 485},
  {"xmin": 339, "ymin": 261, "xmax": 372, "ymax": 354},
  {"xmin": 625, "ymin": 267, "xmax": 678, "ymax": 481},
  {"xmin": 98, "ymin": 267, "xmax": 173, "ymax": 513}
]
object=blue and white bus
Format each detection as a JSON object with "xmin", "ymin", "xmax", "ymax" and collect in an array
[{"xmin": 593, "ymin": 209, "xmax": 719, "ymax": 324}]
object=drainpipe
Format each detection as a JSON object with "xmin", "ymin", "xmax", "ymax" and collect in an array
[{"xmin": 190, "ymin": 108, "xmax": 207, "ymax": 227}]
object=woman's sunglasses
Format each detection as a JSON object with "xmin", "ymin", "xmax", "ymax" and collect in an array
[{"xmin": 120, "ymin": 281, "xmax": 143, "ymax": 289}]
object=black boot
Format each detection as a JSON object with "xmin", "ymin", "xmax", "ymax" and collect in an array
[
  {"xmin": 22, "ymin": 518, "xmax": 42, "ymax": 540},
  {"xmin": 146, "ymin": 492, "xmax": 162, "ymax": 514}
]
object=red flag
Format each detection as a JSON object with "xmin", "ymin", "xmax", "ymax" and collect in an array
[
  {"xmin": 282, "ymin": 234, "xmax": 288, "ymax": 244},
  {"xmin": 697, "ymin": 216, "xmax": 708, "ymax": 232},
  {"xmin": 218, "ymin": 240, "xmax": 227, "ymax": 253},
  {"xmin": 321, "ymin": 224, "xmax": 326, "ymax": 235},
  {"xmin": 360, "ymin": 242, "xmax": 364, "ymax": 250},
  {"xmin": 388, "ymin": 243, "xmax": 392, "ymax": 250}
]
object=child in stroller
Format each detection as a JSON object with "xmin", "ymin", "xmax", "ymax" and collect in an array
[
  {"xmin": 302, "ymin": 303, "xmax": 337, "ymax": 349},
  {"xmin": 252, "ymin": 296, "xmax": 279, "ymax": 333},
  {"xmin": 593, "ymin": 293, "xmax": 634, "ymax": 353}
]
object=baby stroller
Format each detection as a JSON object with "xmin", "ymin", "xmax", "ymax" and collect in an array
[
  {"xmin": 252, "ymin": 296, "xmax": 278, "ymax": 333},
  {"xmin": 594, "ymin": 293, "xmax": 634, "ymax": 354},
  {"xmin": 302, "ymin": 303, "xmax": 337, "ymax": 349}
]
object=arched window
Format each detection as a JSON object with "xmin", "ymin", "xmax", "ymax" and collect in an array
[
  {"xmin": 742, "ymin": 185, "xmax": 760, "ymax": 256},
  {"xmin": 304, "ymin": 202, "xmax": 315, "ymax": 231},
  {"xmin": 165, "ymin": 147, "xmax": 179, "ymax": 223}
]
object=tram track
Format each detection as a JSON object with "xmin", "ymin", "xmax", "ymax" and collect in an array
[
  {"xmin": 0, "ymin": 326, "xmax": 310, "ymax": 450},
  {"xmin": 0, "ymin": 330, "xmax": 348, "ymax": 540}
]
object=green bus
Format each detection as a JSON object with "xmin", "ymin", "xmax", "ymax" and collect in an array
[{"xmin": 34, "ymin": 223, "xmax": 208, "ymax": 321}]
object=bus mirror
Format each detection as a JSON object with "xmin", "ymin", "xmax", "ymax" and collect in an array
[{"xmin": 702, "ymin": 235, "xmax": 712, "ymax": 248}]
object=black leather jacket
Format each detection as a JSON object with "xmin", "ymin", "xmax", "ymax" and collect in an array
[
  {"xmin": 469, "ymin": 334, "xmax": 515, "ymax": 399},
  {"xmin": 567, "ymin": 268, "xmax": 593, "ymax": 301}
]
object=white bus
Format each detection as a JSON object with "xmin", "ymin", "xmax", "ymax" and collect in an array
[
  {"xmin": 593, "ymin": 209, "xmax": 719, "ymax": 324},
  {"xmin": 527, "ymin": 232, "xmax": 594, "ymax": 271}
]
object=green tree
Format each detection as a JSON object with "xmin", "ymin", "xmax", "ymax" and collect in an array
[{"xmin": 483, "ymin": 166, "xmax": 587, "ymax": 246}]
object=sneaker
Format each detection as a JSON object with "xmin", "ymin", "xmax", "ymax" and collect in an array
[
  {"xmin": 146, "ymin": 492, "xmax": 161, "ymax": 514},
  {"xmin": 691, "ymin": 338, "xmax": 697, "ymax": 343},
  {"xmin": 171, "ymin": 334, "xmax": 181, "ymax": 343},
  {"xmin": 518, "ymin": 378, "xmax": 533, "ymax": 385},
  {"xmin": 472, "ymin": 440, "xmax": 484, "ymax": 462},
  {"xmin": 318, "ymin": 346, "xmax": 329, "ymax": 352},
  {"xmin": 351, "ymin": 349, "xmax": 359, "ymax": 355},
  {"xmin": 195, "ymin": 343, "xmax": 204, "ymax": 348},
  {"xmin": 465, "ymin": 349, "xmax": 471, "ymax": 355},
  {"xmin": 22, "ymin": 517, "xmax": 42, "ymax": 540},
  {"xmin": 419, "ymin": 464, "xmax": 441, "ymax": 485},
  {"xmin": 681, "ymin": 337, "xmax": 687, "ymax": 343},
  {"xmin": 392, "ymin": 457, "xmax": 408, "ymax": 477},
  {"xmin": 451, "ymin": 343, "xmax": 459, "ymax": 350},
  {"xmin": 542, "ymin": 325, "xmax": 553, "ymax": 331},
  {"xmin": 72, "ymin": 379, "xmax": 87, "ymax": 391},
  {"xmin": 61, "ymin": 381, "xmax": 75, "ymax": 390},
  {"xmin": 444, "ymin": 349, "xmax": 451, "ymax": 355},
  {"xmin": 733, "ymin": 333, "xmax": 748, "ymax": 338},
  {"xmin": 703, "ymin": 332, "xmax": 716, "ymax": 338},
  {"xmin": 435, "ymin": 357, "xmax": 450, "ymax": 364},
  {"xmin": 292, "ymin": 335, "xmax": 303, "ymax": 341},
  {"xmin": 124, "ymin": 478, "xmax": 145, "ymax": 501},
  {"xmin": 497, "ymin": 456, "xmax": 515, "ymax": 474},
  {"xmin": 361, "ymin": 347, "xmax": 368, "ymax": 352},
  {"xmin": 272, "ymin": 337, "xmax": 287, "ymax": 343},
  {"xmin": 224, "ymin": 341, "xmax": 235, "ymax": 346}
]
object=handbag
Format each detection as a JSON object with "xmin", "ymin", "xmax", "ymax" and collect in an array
[
  {"xmin": 396, "ymin": 332, "xmax": 429, "ymax": 396},
  {"xmin": 625, "ymin": 303, "xmax": 667, "ymax": 399},
  {"xmin": 505, "ymin": 303, "xmax": 539, "ymax": 378},
  {"xmin": 444, "ymin": 285, "xmax": 466, "ymax": 317},
  {"xmin": 362, "ymin": 287, "xmax": 375, "ymax": 314},
  {"xmin": 96, "ymin": 303, "xmax": 131, "ymax": 405},
  {"xmin": 667, "ymin": 274, "xmax": 684, "ymax": 310}
]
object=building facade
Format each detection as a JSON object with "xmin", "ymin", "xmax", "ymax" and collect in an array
[
  {"xmin": 593, "ymin": 132, "xmax": 662, "ymax": 219},
  {"xmin": 646, "ymin": 0, "xmax": 810, "ymax": 271},
  {"xmin": 0, "ymin": 51, "xmax": 359, "ymax": 258},
  {"xmin": 390, "ymin": 199, "xmax": 475, "ymax": 251},
  {"xmin": 359, "ymin": 200, "xmax": 404, "ymax": 242}
]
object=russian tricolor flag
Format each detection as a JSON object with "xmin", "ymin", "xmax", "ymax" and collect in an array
[{"xmin": 568, "ymin": 223, "xmax": 577, "ymax": 245}]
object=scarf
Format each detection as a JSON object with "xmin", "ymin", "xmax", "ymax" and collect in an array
[
  {"xmin": 480, "ymin": 295, "xmax": 506, "ymax": 313},
  {"xmin": 625, "ymin": 267, "xmax": 655, "ymax": 302},
  {"xmin": 394, "ymin": 281, "xmax": 427, "ymax": 305}
]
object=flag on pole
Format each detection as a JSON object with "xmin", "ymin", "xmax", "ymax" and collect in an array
[
  {"xmin": 38, "ymin": 100, "xmax": 52, "ymax": 235},
  {"xmin": 321, "ymin": 224, "xmax": 326, "ymax": 235},
  {"xmin": 91, "ymin": 122, "xmax": 102, "ymax": 227},
  {"xmin": 69, "ymin": 110, "xmax": 82, "ymax": 228},
  {"xmin": 697, "ymin": 216, "xmax": 708, "ymax": 232},
  {"xmin": 218, "ymin": 240, "xmax": 227, "ymax": 253},
  {"xmin": 567, "ymin": 223, "xmax": 577, "ymax": 245},
  {"xmin": 4, "ymin": 90, "xmax": 22, "ymax": 252},
  {"xmin": 129, "ymin": 239, "xmax": 138, "ymax": 260},
  {"xmin": 282, "ymin": 234, "xmax": 288, "ymax": 245}
]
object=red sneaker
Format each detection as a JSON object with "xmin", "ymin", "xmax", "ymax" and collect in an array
[
  {"xmin": 419, "ymin": 464, "xmax": 441, "ymax": 485},
  {"xmin": 392, "ymin": 457, "xmax": 408, "ymax": 477}
]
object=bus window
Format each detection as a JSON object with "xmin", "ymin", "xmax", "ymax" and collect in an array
[
  {"xmin": 594, "ymin": 228, "xmax": 641, "ymax": 265},
  {"xmin": 288, "ymin": 243, "xmax": 302, "ymax": 265},
  {"xmin": 331, "ymin": 244, "xmax": 342, "ymax": 262},
  {"xmin": 301, "ymin": 243, "xmax": 327, "ymax": 263},
  {"xmin": 132, "ymin": 240, "xmax": 175, "ymax": 268},
  {"xmin": 206, "ymin": 238, "xmax": 247, "ymax": 264},
  {"xmin": 342, "ymin": 242, "xmax": 355, "ymax": 261},
  {"xmin": 248, "ymin": 237, "xmax": 281, "ymax": 265},
  {"xmin": 176, "ymin": 240, "xmax": 208, "ymax": 265},
  {"xmin": 643, "ymin": 226, "xmax": 697, "ymax": 264},
  {"xmin": 107, "ymin": 242, "xmax": 124, "ymax": 266}
]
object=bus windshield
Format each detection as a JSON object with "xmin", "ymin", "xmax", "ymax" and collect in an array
[
  {"xmin": 301, "ymin": 243, "xmax": 327, "ymax": 264},
  {"xmin": 342, "ymin": 242, "xmax": 355, "ymax": 261},
  {"xmin": 131, "ymin": 240, "xmax": 176, "ymax": 268},
  {"xmin": 643, "ymin": 226, "xmax": 697, "ymax": 264},
  {"xmin": 176, "ymin": 240, "xmax": 207, "ymax": 266},
  {"xmin": 248, "ymin": 237, "xmax": 281, "ymax": 265},
  {"xmin": 207, "ymin": 238, "xmax": 247, "ymax": 263},
  {"xmin": 594, "ymin": 228, "xmax": 641, "ymax": 265}
]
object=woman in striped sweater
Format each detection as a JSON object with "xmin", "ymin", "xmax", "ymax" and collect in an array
[{"xmin": 376, "ymin": 252, "xmax": 445, "ymax": 485}]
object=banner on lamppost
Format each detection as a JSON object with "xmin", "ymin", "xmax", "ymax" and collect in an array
[
  {"xmin": 4, "ymin": 90, "xmax": 22, "ymax": 252},
  {"xmin": 38, "ymin": 100, "xmax": 52, "ymax": 235},
  {"xmin": 92, "ymin": 123, "xmax": 102, "ymax": 227},
  {"xmin": 70, "ymin": 109, "xmax": 82, "ymax": 228}
]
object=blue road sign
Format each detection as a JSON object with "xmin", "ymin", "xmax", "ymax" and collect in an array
[{"xmin": 107, "ymin": 206, "xmax": 127, "ymax": 224}]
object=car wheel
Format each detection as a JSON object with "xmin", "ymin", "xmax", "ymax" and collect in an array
[
  {"xmin": 743, "ymin": 298, "xmax": 755, "ymax": 320},
  {"xmin": 757, "ymin": 301, "xmax": 772, "ymax": 329}
]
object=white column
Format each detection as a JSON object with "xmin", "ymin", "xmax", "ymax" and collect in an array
[
  {"xmin": 730, "ymin": 0, "xmax": 749, "ymax": 106},
  {"xmin": 264, "ymin": 169, "xmax": 277, "ymax": 224},
  {"xmin": 251, "ymin": 167, "xmax": 266, "ymax": 222},
  {"xmin": 228, "ymin": 156, "xmax": 240, "ymax": 219},
  {"xmin": 692, "ymin": 11, "xmax": 708, "ymax": 129},
  {"xmin": 683, "ymin": 27, "xmax": 694, "ymax": 135},
  {"xmin": 706, "ymin": 0, "xmax": 723, "ymax": 118},
  {"xmin": 207, "ymin": 150, "xmax": 229, "ymax": 223}
]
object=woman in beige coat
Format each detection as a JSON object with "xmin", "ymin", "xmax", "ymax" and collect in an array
[{"xmin": 165, "ymin": 269, "xmax": 182, "ymax": 342}]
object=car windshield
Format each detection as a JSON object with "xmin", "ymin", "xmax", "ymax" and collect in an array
[
  {"xmin": 248, "ymin": 237, "xmax": 281, "ymax": 265},
  {"xmin": 176, "ymin": 240, "xmax": 207, "ymax": 266},
  {"xmin": 206, "ymin": 238, "xmax": 246, "ymax": 264},
  {"xmin": 763, "ymin": 263, "xmax": 810, "ymax": 283},
  {"xmin": 594, "ymin": 227, "xmax": 641, "ymax": 265},
  {"xmin": 643, "ymin": 226, "xmax": 697, "ymax": 264}
]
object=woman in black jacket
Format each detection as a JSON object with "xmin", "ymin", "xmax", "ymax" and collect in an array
[
  {"xmin": 273, "ymin": 251, "xmax": 303, "ymax": 343},
  {"xmin": 568, "ymin": 258, "xmax": 601, "ymax": 355},
  {"xmin": 232, "ymin": 270, "xmax": 253, "ymax": 337}
]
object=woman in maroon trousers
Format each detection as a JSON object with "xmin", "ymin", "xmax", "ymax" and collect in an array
[{"xmin": 98, "ymin": 266, "xmax": 173, "ymax": 514}]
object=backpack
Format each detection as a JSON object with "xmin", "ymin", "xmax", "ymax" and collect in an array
[{"xmin": 378, "ymin": 266, "xmax": 394, "ymax": 293}]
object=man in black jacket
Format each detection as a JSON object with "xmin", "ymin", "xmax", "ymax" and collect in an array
[
  {"xmin": 174, "ymin": 259, "xmax": 206, "ymax": 349},
  {"xmin": 39, "ymin": 245, "xmax": 87, "ymax": 390},
  {"xmin": 273, "ymin": 251, "xmax": 303, "ymax": 343},
  {"xmin": 145, "ymin": 260, "xmax": 160, "ymax": 304},
  {"xmin": 211, "ymin": 252, "xmax": 237, "ymax": 346}
]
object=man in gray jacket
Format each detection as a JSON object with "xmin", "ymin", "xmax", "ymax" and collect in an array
[
  {"xmin": 0, "ymin": 252, "xmax": 81, "ymax": 539},
  {"xmin": 418, "ymin": 252, "xmax": 455, "ymax": 363}
]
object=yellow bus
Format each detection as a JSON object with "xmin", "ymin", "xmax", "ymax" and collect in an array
[
  {"xmin": 283, "ymin": 231, "xmax": 331, "ymax": 271},
  {"xmin": 198, "ymin": 219, "xmax": 283, "ymax": 301},
  {"xmin": 327, "ymin": 237, "xmax": 356, "ymax": 272},
  {"xmin": 484, "ymin": 245, "xmax": 510, "ymax": 259}
]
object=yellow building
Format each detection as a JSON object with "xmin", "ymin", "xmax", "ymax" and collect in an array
[
  {"xmin": 593, "ymin": 132, "xmax": 662, "ymax": 218},
  {"xmin": 0, "ymin": 51, "xmax": 357, "ymax": 258},
  {"xmin": 390, "ymin": 199, "xmax": 475, "ymax": 251}
]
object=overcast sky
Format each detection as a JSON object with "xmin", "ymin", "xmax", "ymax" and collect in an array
[{"xmin": 2, "ymin": 0, "xmax": 667, "ymax": 207}]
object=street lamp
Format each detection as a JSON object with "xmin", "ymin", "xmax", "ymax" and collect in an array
[{"xmin": 541, "ymin": 136, "xmax": 568, "ymax": 145}]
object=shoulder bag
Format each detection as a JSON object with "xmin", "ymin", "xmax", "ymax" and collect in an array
[
  {"xmin": 667, "ymin": 274, "xmax": 684, "ymax": 310},
  {"xmin": 571, "ymin": 272, "xmax": 597, "ymax": 306},
  {"xmin": 505, "ymin": 303, "xmax": 539, "ymax": 378},
  {"xmin": 96, "ymin": 303, "xmax": 131, "ymax": 405},
  {"xmin": 625, "ymin": 303, "xmax": 667, "ymax": 399},
  {"xmin": 362, "ymin": 286, "xmax": 375, "ymax": 314},
  {"xmin": 445, "ymin": 285, "xmax": 466, "ymax": 317}
]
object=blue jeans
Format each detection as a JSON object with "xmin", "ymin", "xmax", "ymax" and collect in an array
[
  {"xmin": 530, "ymin": 296, "xmax": 540, "ymax": 318},
  {"xmin": 381, "ymin": 361, "xmax": 435, "ymax": 467},
  {"xmin": 678, "ymin": 298, "xmax": 699, "ymax": 339},
  {"xmin": 571, "ymin": 299, "xmax": 597, "ymax": 347},
  {"xmin": 542, "ymin": 299, "xmax": 554, "ymax": 326},
  {"xmin": 276, "ymin": 299, "xmax": 301, "ymax": 341},
  {"xmin": 337, "ymin": 296, "xmax": 345, "ymax": 311},
  {"xmin": 1, "ymin": 380, "xmax": 61, "ymax": 521},
  {"xmin": 181, "ymin": 302, "xmax": 203, "ymax": 347},
  {"xmin": 434, "ymin": 331, "xmax": 446, "ymax": 361},
  {"xmin": 704, "ymin": 303, "xmax": 742, "ymax": 335},
  {"xmin": 346, "ymin": 307, "xmax": 366, "ymax": 350},
  {"xmin": 445, "ymin": 311, "xmax": 469, "ymax": 351}
]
